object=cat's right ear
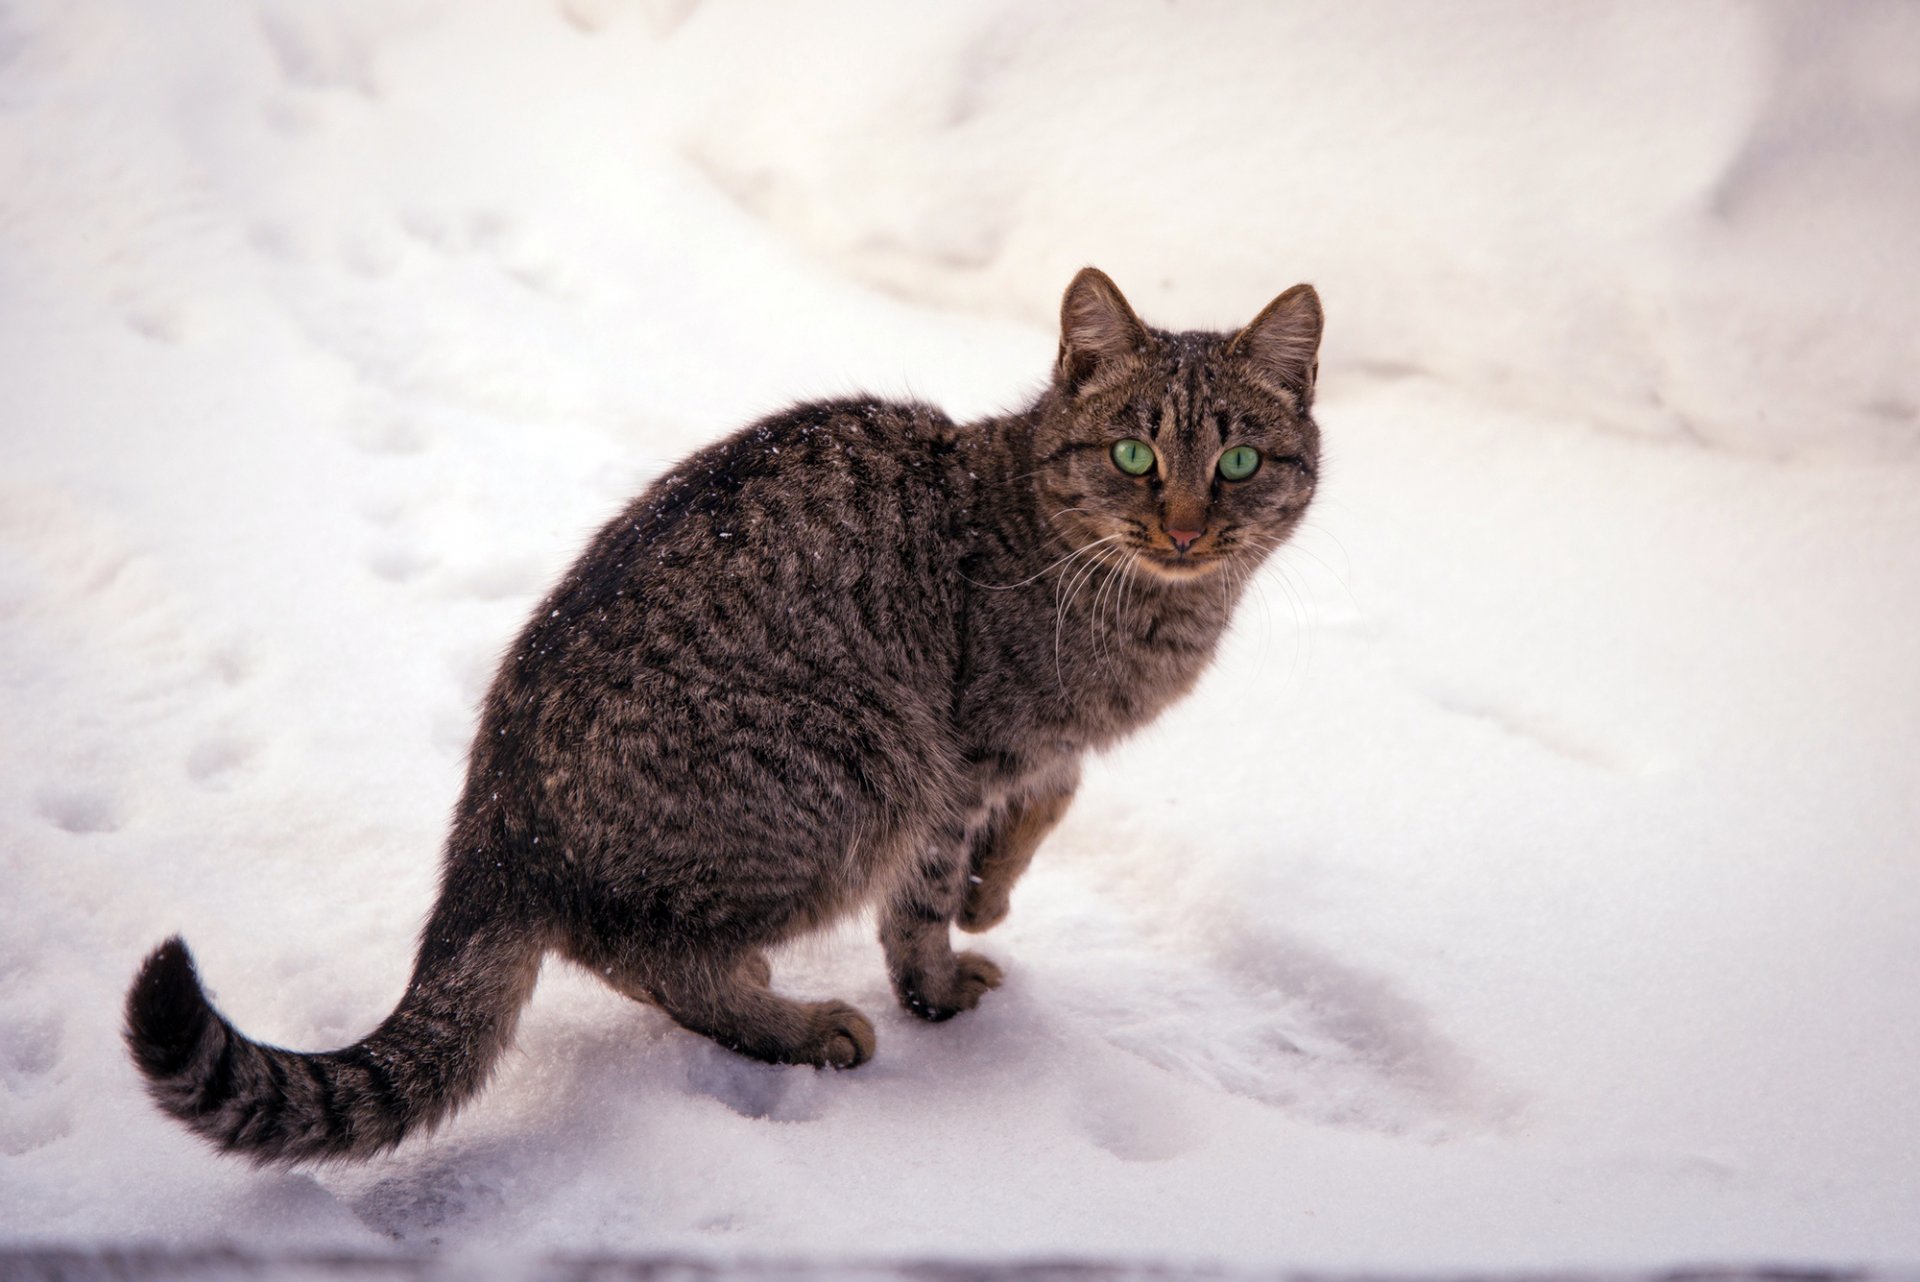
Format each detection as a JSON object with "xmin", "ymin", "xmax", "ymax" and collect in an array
[{"xmin": 1058, "ymin": 267, "xmax": 1148, "ymax": 398}]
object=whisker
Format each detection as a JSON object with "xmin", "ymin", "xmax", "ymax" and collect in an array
[
  {"xmin": 1053, "ymin": 542, "xmax": 1114, "ymax": 688},
  {"xmin": 1247, "ymin": 560, "xmax": 1275, "ymax": 670},
  {"xmin": 1215, "ymin": 540, "xmax": 1254, "ymax": 658},
  {"xmin": 1216, "ymin": 538, "xmax": 1231, "ymax": 619},
  {"xmin": 1037, "ymin": 507, "xmax": 1113, "ymax": 554},
  {"xmin": 1295, "ymin": 519, "xmax": 1354, "ymax": 583},
  {"xmin": 1284, "ymin": 523, "xmax": 1359, "ymax": 614},
  {"xmin": 963, "ymin": 533, "xmax": 1121, "ymax": 590},
  {"xmin": 1090, "ymin": 545, "xmax": 1121, "ymax": 660},
  {"xmin": 983, "ymin": 465, "xmax": 1059, "ymax": 489},
  {"xmin": 1230, "ymin": 531, "xmax": 1315, "ymax": 689},
  {"xmin": 1268, "ymin": 554, "xmax": 1313, "ymax": 691},
  {"xmin": 1091, "ymin": 544, "xmax": 1133, "ymax": 664}
]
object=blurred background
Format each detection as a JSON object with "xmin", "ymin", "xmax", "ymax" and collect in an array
[{"xmin": 2, "ymin": 0, "xmax": 1917, "ymax": 1272}]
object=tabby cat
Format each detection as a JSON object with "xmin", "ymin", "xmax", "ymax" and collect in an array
[{"xmin": 124, "ymin": 267, "xmax": 1324, "ymax": 1163}]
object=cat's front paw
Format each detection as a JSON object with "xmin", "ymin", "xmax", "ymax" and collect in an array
[
  {"xmin": 956, "ymin": 882, "xmax": 1011, "ymax": 934},
  {"xmin": 898, "ymin": 951, "xmax": 1003, "ymax": 1023}
]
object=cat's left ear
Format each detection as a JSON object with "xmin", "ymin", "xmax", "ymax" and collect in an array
[{"xmin": 1229, "ymin": 284, "xmax": 1323, "ymax": 409}]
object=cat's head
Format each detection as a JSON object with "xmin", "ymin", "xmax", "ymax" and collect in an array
[{"xmin": 1032, "ymin": 268, "xmax": 1322, "ymax": 584}]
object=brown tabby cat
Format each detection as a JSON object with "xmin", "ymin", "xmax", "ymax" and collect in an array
[{"xmin": 124, "ymin": 268, "xmax": 1324, "ymax": 1164}]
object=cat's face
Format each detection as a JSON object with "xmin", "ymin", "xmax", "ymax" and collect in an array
[{"xmin": 1033, "ymin": 269, "xmax": 1322, "ymax": 584}]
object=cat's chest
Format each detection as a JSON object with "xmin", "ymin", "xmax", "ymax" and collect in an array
[
  {"xmin": 960, "ymin": 581, "xmax": 1228, "ymax": 754},
  {"xmin": 1052, "ymin": 623, "xmax": 1216, "ymax": 739}
]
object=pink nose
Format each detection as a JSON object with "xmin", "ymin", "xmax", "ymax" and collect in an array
[{"xmin": 1166, "ymin": 528, "xmax": 1204, "ymax": 554}]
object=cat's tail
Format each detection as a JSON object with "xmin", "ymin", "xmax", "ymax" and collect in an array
[{"xmin": 123, "ymin": 893, "xmax": 543, "ymax": 1166}]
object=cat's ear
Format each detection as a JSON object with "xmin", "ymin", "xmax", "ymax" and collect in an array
[
  {"xmin": 1058, "ymin": 267, "xmax": 1148, "ymax": 397},
  {"xmin": 1229, "ymin": 283, "xmax": 1323, "ymax": 408}
]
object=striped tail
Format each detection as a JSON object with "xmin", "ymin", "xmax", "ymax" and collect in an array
[{"xmin": 123, "ymin": 904, "xmax": 542, "ymax": 1165}]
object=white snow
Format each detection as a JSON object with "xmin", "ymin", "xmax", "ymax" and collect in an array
[{"xmin": 2, "ymin": 0, "xmax": 1917, "ymax": 1271}]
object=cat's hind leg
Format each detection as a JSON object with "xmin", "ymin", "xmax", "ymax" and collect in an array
[
  {"xmin": 611, "ymin": 953, "xmax": 874, "ymax": 1069},
  {"xmin": 736, "ymin": 948, "xmax": 774, "ymax": 989},
  {"xmin": 881, "ymin": 836, "xmax": 1003, "ymax": 1022}
]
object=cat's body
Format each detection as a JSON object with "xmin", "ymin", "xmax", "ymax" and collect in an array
[{"xmin": 125, "ymin": 269, "xmax": 1324, "ymax": 1164}]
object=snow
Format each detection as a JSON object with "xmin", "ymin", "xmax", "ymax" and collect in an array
[{"xmin": 2, "ymin": 0, "xmax": 1917, "ymax": 1271}]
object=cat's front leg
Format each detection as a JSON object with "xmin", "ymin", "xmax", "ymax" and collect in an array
[
  {"xmin": 880, "ymin": 833, "xmax": 1002, "ymax": 1022},
  {"xmin": 957, "ymin": 778, "xmax": 1077, "ymax": 934}
]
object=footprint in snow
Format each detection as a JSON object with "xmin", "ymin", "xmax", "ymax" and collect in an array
[
  {"xmin": 33, "ymin": 783, "xmax": 128, "ymax": 835},
  {"xmin": 339, "ymin": 405, "xmax": 444, "ymax": 587},
  {"xmin": 346, "ymin": 414, "xmax": 434, "ymax": 459},
  {"xmin": 186, "ymin": 733, "xmax": 260, "ymax": 790},
  {"xmin": 0, "ymin": 1013, "xmax": 70, "ymax": 1155},
  {"xmin": 1069, "ymin": 1061, "xmax": 1206, "ymax": 1163},
  {"xmin": 122, "ymin": 298, "xmax": 189, "ymax": 344},
  {"xmin": 1042, "ymin": 894, "xmax": 1502, "ymax": 1137},
  {"xmin": 256, "ymin": 4, "xmax": 378, "ymax": 96},
  {"xmin": 0, "ymin": 1011, "xmax": 63, "ymax": 1082},
  {"xmin": 365, "ymin": 542, "xmax": 436, "ymax": 585},
  {"xmin": 348, "ymin": 1164, "xmax": 503, "ymax": 1244},
  {"xmin": 1417, "ymin": 678, "xmax": 1649, "ymax": 775},
  {"xmin": 0, "ymin": 1106, "xmax": 71, "ymax": 1158},
  {"xmin": 205, "ymin": 638, "xmax": 259, "ymax": 687},
  {"xmin": 681, "ymin": 1043, "xmax": 828, "ymax": 1123}
]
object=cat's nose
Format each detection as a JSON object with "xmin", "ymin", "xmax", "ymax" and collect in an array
[{"xmin": 1165, "ymin": 527, "xmax": 1205, "ymax": 554}]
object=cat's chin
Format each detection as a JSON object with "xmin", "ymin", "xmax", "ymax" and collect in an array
[{"xmin": 1132, "ymin": 551, "xmax": 1226, "ymax": 583}]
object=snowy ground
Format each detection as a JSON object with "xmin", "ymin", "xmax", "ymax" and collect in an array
[
  {"xmin": 3, "ymin": 0, "xmax": 1918, "ymax": 1273},
  {"xmin": 0, "ymin": 1255, "xmax": 1899, "ymax": 1282}
]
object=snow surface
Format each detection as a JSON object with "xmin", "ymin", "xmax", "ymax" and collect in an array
[{"xmin": 2, "ymin": 0, "xmax": 1918, "ymax": 1271}]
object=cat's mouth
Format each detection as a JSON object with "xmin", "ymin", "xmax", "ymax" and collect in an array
[{"xmin": 1133, "ymin": 548, "xmax": 1225, "ymax": 581}]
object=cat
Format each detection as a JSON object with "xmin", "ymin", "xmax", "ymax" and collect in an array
[{"xmin": 124, "ymin": 267, "xmax": 1324, "ymax": 1164}]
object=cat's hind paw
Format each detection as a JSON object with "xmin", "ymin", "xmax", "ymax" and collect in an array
[{"xmin": 805, "ymin": 1000, "xmax": 876, "ymax": 1069}]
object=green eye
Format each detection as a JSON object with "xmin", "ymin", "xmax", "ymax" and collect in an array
[
  {"xmin": 1111, "ymin": 438, "xmax": 1155, "ymax": 476},
  {"xmin": 1217, "ymin": 445, "xmax": 1261, "ymax": 481}
]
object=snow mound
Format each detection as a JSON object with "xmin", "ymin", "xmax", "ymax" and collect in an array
[{"xmin": 663, "ymin": 1, "xmax": 1920, "ymax": 458}]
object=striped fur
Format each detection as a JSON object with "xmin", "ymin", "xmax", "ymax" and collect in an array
[
  {"xmin": 125, "ymin": 885, "xmax": 541, "ymax": 1165},
  {"xmin": 123, "ymin": 268, "xmax": 1323, "ymax": 1163}
]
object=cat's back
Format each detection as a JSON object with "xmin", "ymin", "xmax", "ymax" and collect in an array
[
  {"xmin": 634, "ymin": 396, "xmax": 960, "ymax": 580},
  {"xmin": 477, "ymin": 399, "xmax": 971, "ymax": 839},
  {"xmin": 524, "ymin": 396, "xmax": 964, "ymax": 682}
]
